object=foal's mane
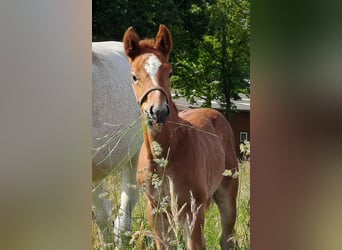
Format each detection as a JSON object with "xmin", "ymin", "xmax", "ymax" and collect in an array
[
  {"xmin": 139, "ymin": 39, "xmax": 155, "ymax": 49},
  {"xmin": 138, "ymin": 39, "xmax": 164, "ymax": 57}
]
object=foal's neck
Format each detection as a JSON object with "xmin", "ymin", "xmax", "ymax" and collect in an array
[{"xmin": 143, "ymin": 101, "xmax": 180, "ymax": 159}]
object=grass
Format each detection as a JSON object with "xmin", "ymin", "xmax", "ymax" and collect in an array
[{"xmin": 92, "ymin": 155, "xmax": 250, "ymax": 249}]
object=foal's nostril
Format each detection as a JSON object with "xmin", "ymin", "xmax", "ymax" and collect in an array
[
  {"xmin": 148, "ymin": 105, "xmax": 158, "ymax": 123},
  {"xmin": 149, "ymin": 105, "xmax": 155, "ymax": 116},
  {"xmin": 147, "ymin": 104, "xmax": 169, "ymax": 124},
  {"xmin": 165, "ymin": 104, "xmax": 170, "ymax": 116}
]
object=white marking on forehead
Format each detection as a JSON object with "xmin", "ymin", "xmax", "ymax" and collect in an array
[{"xmin": 144, "ymin": 54, "xmax": 161, "ymax": 86}]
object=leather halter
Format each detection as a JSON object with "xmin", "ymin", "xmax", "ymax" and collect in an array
[{"xmin": 138, "ymin": 86, "xmax": 169, "ymax": 106}]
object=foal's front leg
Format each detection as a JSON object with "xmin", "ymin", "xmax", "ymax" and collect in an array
[
  {"xmin": 146, "ymin": 201, "xmax": 175, "ymax": 250},
  {"xmin": 185, "ymin": 206, "xmax": 206, "ymax": 250}
]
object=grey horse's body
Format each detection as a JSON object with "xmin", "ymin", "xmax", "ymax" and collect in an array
[{"xmin": 92, "ymin": 41, "xmax": 141, "ymax": 244}]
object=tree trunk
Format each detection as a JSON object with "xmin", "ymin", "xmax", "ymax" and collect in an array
[{"xmin": 220, "ymin": 27, "xmax": 232, "ymax": 121}]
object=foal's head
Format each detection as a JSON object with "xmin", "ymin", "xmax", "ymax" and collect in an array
[{"xmin": 123, "ymin": 25, "xmax": 173, "ymax": 125}]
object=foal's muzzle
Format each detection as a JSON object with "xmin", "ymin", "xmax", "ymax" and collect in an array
[
  {"xmin": 147, "ymin": 103, "xmax": 170, "ymax": 124},
  {"xmin": 139, "ymin": 87, "xmax": 170, "ymax": 124}
]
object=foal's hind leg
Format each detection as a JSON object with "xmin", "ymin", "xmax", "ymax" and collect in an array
[{"xmin": 213, "ymin": 177, "xmax": 238, "ymax": 250}]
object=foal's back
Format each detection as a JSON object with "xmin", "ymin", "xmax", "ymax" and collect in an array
[{"xmin": 180, "ymin": 108, "xmax": 236, "ymax": 163}]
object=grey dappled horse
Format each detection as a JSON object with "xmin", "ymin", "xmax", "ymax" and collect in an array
[{"xmin": 92, "ymin": 41, "xmax": 142, "ymax": 245}]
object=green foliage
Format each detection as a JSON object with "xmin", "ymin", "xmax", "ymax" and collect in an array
[
  {"xmin": 92, "ymin": 159, "xmax": 250, "ymax": 249},
  {"xmin": 93, "ymin": 0, "xmax": 209, "ymax": 58},
  {"xmin": 233, "ymin": 160, "xmax": 250, "ymax": 249},
  {"xmin": 240, "ymin": 140, "xmax": 250, "ymax": 161},
  {"xmin": 172, "ymin": 0, "xmax": 250, "ymax": 119}
]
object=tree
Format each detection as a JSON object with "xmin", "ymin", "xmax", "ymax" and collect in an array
[
  {"xmin": 172, "ymin": 0, "xmax": 250, "ymax": 120},
  {"xmin": 92, "ymin": 0, "xmax": 211, "ymax": 61}
]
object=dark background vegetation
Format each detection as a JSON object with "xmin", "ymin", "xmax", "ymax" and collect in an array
[{"xmin": 93, "ymin": 0, "xmax": 250, "ymax": 119}]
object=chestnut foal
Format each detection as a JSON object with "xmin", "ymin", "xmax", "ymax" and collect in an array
[{"xmin": 123, "ymin": 25, "xmax": 238, "ymax": 250}]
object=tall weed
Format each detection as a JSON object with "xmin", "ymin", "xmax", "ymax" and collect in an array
[{"xmin": 92, "ymin": 141, "xmax": 250, "ymax": 249}]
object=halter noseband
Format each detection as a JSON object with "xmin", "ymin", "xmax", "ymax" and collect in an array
[{"xmin": 138, "ymin": 86, "xmax": 169, "ymax": 106}]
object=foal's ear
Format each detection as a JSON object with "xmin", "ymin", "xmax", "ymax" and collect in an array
[
  {"xmin": 155, "ymin": 24, "xmax": 173, "ymax": 60},
  {"xmin": 123, "ymin": 26, "xmax": 140, "ymax": 62}
]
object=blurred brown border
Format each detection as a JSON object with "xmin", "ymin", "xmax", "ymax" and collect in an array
[
  {"xmin": 0, "ymin": 1, "xmax": 92, "ymax": 250},
  {"xmin": 252, "ymin": 0, "xmax": 342, "ymax": 249}
]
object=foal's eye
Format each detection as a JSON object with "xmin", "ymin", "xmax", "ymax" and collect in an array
[{"xmin": 132, "ymin": 74, "xmax": 139, "ymax": 84}]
